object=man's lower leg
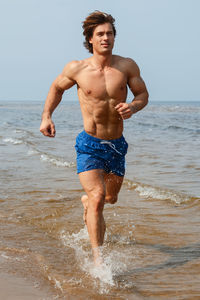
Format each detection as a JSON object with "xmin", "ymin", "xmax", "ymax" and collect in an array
[{"xmin": 85, "ymin": 196, "xmax": 106, "ymax": 264}]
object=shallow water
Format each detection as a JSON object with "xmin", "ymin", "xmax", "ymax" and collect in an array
[{"xmin": 0, "ymin": 100, "xmax": 200, "ymax": 299}]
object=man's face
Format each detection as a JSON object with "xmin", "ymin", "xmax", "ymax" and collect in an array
[{"xmin": 89, "ymin": 22, "xmax": 115, "ymax": 54}]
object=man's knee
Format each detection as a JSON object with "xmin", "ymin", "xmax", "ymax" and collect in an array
[
  {"xmin": 105, "ymin": 194, "xmax": 118, "ymax": 204},
  {"xmin": 88, "ymin": 190, "xmax": 105, "ymax": 212}
]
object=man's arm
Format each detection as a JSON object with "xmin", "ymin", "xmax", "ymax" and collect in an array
[
  {"xmin": 115, "ymin": 58, "xmax": 149, "ymax": 119},
  {"xmin": 40, "ymin": 61, "xmax": 77, "ymax": 137}
]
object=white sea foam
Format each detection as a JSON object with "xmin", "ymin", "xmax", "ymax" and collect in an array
[
  {"xmin": 1, "ymin": 253, "xmax": 11, "ymax": 260},
  {"xmin": 27, "ymin": 148, "xmax": 39, "ymax": 156},
  {"xmin": 3, "ymin": 137, "xmax": 23, "ymax": 145},
  {"xmin": 135, "ymin": 184, "xmax": 192, "ymax": 204},
  {"xmin": 40, "ymin": 154, "xmax": 74, "ymax": 168},
  {"xmin": 125, "ymin": 179, "xmax": 195, "ymax": 204}
]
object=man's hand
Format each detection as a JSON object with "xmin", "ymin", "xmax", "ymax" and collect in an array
[
  {"xmin": 115, "ymin": 103, "xmax": 134, "ymax": 120},
  {"xmin": 40, "ymin": 118, "xmax": 56, "ymax": 138}
]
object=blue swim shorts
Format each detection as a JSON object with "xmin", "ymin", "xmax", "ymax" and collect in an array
[{"xmin": 75, "ymin": 131, "xmax": 128, "ymax": 177}]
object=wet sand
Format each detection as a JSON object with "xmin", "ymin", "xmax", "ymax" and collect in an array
[{"xmin": 0, "ymin": 272, "xmax": 50, "ymax": 300}]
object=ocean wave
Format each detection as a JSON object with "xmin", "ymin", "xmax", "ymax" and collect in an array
[
  {"xmin": 124, "ymin": 179, "xmax": 199, "ymax": 204},
  {"xmin": 3, "ymin": 137, "xmax": 24, "ymax": 145},
  {"xmin": 27, "ymin": 148, "xmax": 40, "ymax": 155},
  {"xmin": 166, "ymin": 125, "xmax": 200, "ymax": 134},
  {"xmin": 2, "ymin": 136, "xmax": 36, "ymax": 147},
  {"xmin": 135, "ymin": 122, "xmax": 199, "ymax": 134},
  {"xmin": 14, "ymin": 128, "xmax": 37, "ymax": 138},
  {"xmin": 147, "ymin": 104, "xmax": 200, "ymax": 113},
  {"xmin": 40, "ymin": 154, "xmax": 75, "ymax": 168},
  {"xmin": 2, "ymin": 136, "xmax": 75, "ymax": 169}
]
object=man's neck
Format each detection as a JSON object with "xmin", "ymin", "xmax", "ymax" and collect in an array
[{"xmin": 91, "ymin": 52, "xmax": 113, "ymax": 70}]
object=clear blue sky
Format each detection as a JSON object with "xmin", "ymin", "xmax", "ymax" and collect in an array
[{"xmin": 1, "ymin": 0, "xmax": 200, "ymax": 102}]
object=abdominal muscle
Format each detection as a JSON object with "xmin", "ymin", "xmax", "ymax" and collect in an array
[{"xmin": 79, "ymin": 96, "xmax": 124, "ymax": 140}]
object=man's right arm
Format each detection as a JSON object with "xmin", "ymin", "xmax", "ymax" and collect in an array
[{"xmin": 40, "ymin": 61, "xmax": 77, "ymax": 137}]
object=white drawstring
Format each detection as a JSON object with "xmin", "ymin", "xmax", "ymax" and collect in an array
[{"xmin": 100, "ymin": 141, "xmax": 123, "ymax": 155}]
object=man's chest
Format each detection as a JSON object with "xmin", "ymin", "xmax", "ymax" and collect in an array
[{"xmin": 76, "ymin": 67, "xmax": 127, "ymax": 100}]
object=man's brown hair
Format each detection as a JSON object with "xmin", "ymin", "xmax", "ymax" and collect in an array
[{"xmin": 82, "ymin": 11, "xmax": 116, "ymax": 54}]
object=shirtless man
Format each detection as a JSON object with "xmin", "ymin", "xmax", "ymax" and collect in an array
[{"xmin": 40, "ymin": 11, "xmax": 148, "ymax": 265}]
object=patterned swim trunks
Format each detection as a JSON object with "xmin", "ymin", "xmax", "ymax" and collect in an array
[{"xmin": 75, "ymin": 130, "xmax": 128, "ymax": 177}]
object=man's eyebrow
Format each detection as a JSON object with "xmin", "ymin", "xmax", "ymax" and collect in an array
[{"xmin": 96, "ymin": 30, "xmax": 113, "ymax": 34}]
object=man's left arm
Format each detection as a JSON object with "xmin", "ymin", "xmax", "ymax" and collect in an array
[{"xmin": 115, "ymin": 58, "xmax": 149, "ymax": 119}]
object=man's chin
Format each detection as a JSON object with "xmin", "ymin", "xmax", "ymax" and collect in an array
[{"xmin": 99, "ymin": 47, "xmax": 113, "ymax": 54}]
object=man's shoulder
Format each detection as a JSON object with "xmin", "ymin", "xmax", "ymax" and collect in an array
[
  {"xmin": 61, "ymin": 59, "xmax": 89, "ymax": 79},
  {"xmin": 113, "ymin": 55, "xmax": 139, "ymax": 77},
  {"xmin": 63, "ymin": 59, "xmax": 83, "ymax": 71},
  {"xmin": 113, "ymin": 55, "xmax": 138, "ymax": 67},
  {"xmin": 63, "ymin": 58, "xmax": 91, "ymax": 73}
]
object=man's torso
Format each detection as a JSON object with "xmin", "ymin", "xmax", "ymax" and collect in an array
[{"xmin": 72, "ymin": 55, "xmax": 129, "ymax": 140}]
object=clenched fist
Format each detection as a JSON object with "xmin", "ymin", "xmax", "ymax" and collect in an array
[
  {"xmin": 115, "ymin": 103, "xmax": 134, "ymax": 120},
  {"xmin": 40, "ymin": 118, "xmax": 56, "ymax": 138}
]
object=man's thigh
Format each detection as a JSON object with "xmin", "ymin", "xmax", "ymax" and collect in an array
[
  {"xmin": 78, "ymin": 169, "xmax": 123, "ymax": 204},
  {"xmin": 104, "ymin": 173, "xmax": 124, "ymax": 204},
  {"xmin": 78, "ymin": 169, "xmax": 106, "ymax": 197}
]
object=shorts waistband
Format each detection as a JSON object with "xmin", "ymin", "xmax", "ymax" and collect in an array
[
  {"xmin": 79, "ymin": 130, "xmax": 124, "ymax": 144},
  {"xmin": 75, "ymin": 130, "xmax": 128, "ymax": 157}
]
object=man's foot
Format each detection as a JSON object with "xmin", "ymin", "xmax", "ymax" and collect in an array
[
  {"xmin": 93, "ymin": 247, "xmax": 103, "ymax": 266},
  {"xmin": 81, "ymin": 195, "xmax": 88, "ymax": 224}
]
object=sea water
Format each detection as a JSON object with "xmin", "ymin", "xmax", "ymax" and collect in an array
[{"xmin": 0, "ymin": 100, "xmax": 200, "ymax": 299}]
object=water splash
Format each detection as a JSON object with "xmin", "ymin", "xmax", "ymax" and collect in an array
[{"xmin": 59, "ymin": 227, "xmax": 130, "ymax": 293}]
